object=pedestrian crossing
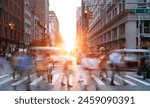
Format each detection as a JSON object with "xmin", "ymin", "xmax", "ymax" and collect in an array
[{"xmin": 0, "ymin": 71, "xmax": 150, "ymax": 90}]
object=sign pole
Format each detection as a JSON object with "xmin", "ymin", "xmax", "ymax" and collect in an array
[{"xmin": 138, "ymin": 13, "xmax": 141, "ymax": 49}]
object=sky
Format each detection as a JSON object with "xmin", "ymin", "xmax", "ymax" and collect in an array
[{"xmin": 49, "ymin": 0, "xmax": 81, "ymax": 49}]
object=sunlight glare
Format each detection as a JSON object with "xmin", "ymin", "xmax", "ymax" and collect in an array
[{"xmin": 64, "ymin": 39, "xmax": 75, "ymax": 52}]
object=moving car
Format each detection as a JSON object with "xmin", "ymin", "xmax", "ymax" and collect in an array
[{"xmin": 107, "ymin": 49, "xmax": 150, "ymax": 72}]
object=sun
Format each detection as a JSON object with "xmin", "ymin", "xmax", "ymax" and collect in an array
[{"xmin": 64, "ymin": 38, "xmax": 75, "ymax": 52}]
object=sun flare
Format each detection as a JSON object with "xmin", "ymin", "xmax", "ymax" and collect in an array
[{"xmin": 64, "ymin": 39, "xmax": 75, "ymax": 52}]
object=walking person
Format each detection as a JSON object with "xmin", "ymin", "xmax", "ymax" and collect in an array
[
  {"xmin": 0, "ymin": 58, "xmax": 4, "ymax": 71},
  {"xmin": 11, "ymin": 51, "xmax": 19, "ymax": 80},
  {"xmin": 140, "ymin": 56, "xmax": 149, "ymax": 79},
  {"xmin": 109, "ymin": 52, "xmax": 124, "ymax": 85},
  {"xmin": 61, "ymin": 59, "xmax": 73, "ymax": 87},
  {"xmin": 98, "ymin": 47, "xmax": 108, "ymax": 80}
]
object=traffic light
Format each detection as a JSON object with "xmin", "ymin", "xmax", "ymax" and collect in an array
[
  {"xmin": 9, "ymin": 23, "xmax": 14, "ymax": 30},
  {"xmin": 84, "ymin": 9, "xmax": 92, "ymax": 19}
]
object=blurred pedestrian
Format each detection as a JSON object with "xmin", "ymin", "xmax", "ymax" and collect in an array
[
  {"xmin": 140, "ymin": 57, "xmax": 149, "ymax": 79},
  {"xmin": 76, "ymin": 49, "xmax": 84, "ymax": 64},
  {"xmin": 17, "ymin": 51, "xmax": 33, "ymax": 81},
  {"xmin": 109, "ymin": 52, "xmax": 125, "ymax": 85},
  {"xmin": 5, "ymin": 51, "xmax": 12, "ymax": 61},
  {"xmin": 0, "ymin": 58, "xmax": 4, "ymax": 70},
  {"xmin": 98, "ymin": 47, "xmax": 108, "ymax": 80},
  {"xmin": 61, "ymin": 59, "xmax": 72, "ymax": 87},
  {"xmin": 11, "ymin": 51, "xmax": 19, "ymax": 79}
]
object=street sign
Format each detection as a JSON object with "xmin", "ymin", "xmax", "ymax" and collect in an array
[{"xmin": 135, "ymin": 8, "xmax": 150, "ymax": 13}]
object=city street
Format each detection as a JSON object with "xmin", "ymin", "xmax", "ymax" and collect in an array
[{"xmin": 0, "ymin": 60, "xmax": 150, "ymax": 91}]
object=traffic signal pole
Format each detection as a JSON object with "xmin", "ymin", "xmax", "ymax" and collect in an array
[{"xmin": 138, "ymin": 14, "xmax": 141, "ymax": 49}]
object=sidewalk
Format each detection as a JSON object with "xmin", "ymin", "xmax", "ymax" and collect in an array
[{"xmin": 0, "ymin": 57, "xmax": 13, "ymax": 75}]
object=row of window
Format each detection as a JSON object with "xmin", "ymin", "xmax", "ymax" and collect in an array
[
  {"xmin": 89, "ymin": 1, "xmax": 125, "ymax": 38},
  {"xmin": 2, "ymin": 0, "xmax": 23, "ymax": 17},
  {"xmin": 3, "ymin": 10, "xmax": 23, "ymax": 29},
  {"xmin": 96, "ymin": 23, "xmax": 125, "ymax": 44},
  {"xmin": 0, "ymin": 26, "xmax": 23, "ymax": 41},
  {"xmin": 137, "ymin": 20, "xmax": 150, "ymax": 33},
  {"xmin": 97, "ymin": 39, "xmax": 125, "ymax": 51}
]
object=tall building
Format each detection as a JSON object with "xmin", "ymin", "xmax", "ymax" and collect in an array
[
  {"xmin": 85, "ymin": 0, "xmax": 150, "ymax": 52},
  {"xmin": 34, "ymin": 0, "xmax": 50, "ymax": 37},
  {"xmin": 80, "ymin": 0, "xmax": 89, "ymax": 53},
  {"xmin": 0, "ymin": 0, "xmax": 24, "ymax": 53},
  {"xmin": 49, "ymin": 11, "xmax": 62, "ymax": 46},
  {"xmin": 76, "ymin": 7, "xmax": 82, "ymax": 50},
  {"xmin": 24, "ymin": 0, "xmax": 32, "ymax": 47}
]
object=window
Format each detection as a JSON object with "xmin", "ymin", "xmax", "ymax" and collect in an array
[
  {"xmin": 5, "ymin": 27, "xmax": 8, "ymax": 38},
  {"xmin": 119, "ymin": 23, "xmax": 125, "ymax": 36},
  {"xmin": 138, "ymin": 0, "xmax": 146, "ymax": 8},
  {"xmin": 0, "ymin": 25, "xmax": 1, "ymax": 37},
  {"xmin": 112, "ymin": 28, "xmax": 117, "ymax": 39},
  {"xmin": 144, "ymin": 21, "xmax": 150, "ymax": 33},
  {"xmin": 0, "ymin": 8, "xmax": 2, "ymax": 20},
  {"xmin": 107, "ymin": 13, "xmax": 111, "ymax": 21},
  {"xmin": 108, "ymin": 31, "xmax": 111, "ymax": 41}
]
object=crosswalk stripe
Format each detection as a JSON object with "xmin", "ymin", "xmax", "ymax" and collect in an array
[
  {"xmin": 11, "ymin": 77, "xmax": 28, "ymax": 86},
  {"xmin": 91, "ymin": 75, "xmax": 105, "ymax": 85},
  {"xmin": 106, "ymin": 77, "xmax": 120, "ymax": 85},
  {"xmin": 134, "ymin": 74, "xmax": 143, "ymax": 79},
  {"xmin": 0, "ymin": 75, "xmax": 19, "ymax": 85},
  {"xmin": 126, "ymin": 75, "xmax": 150, "ymax": 86},
  {"xmin": 134, "ymin": 75, "xmax": 150, "ymax": 81},
  {"xmin": 11, "ymin": 74, "xmax": 35, "ymax": 86},
  {"xmin": 52, "ymin": 74, "xmax": 59, "ymax": 85},
  {"xmin": 69, "ymin": 75, "xmax": 73, "ymax": 86},
  {"xmin": 0, "ymin": 74, "xmax": 10, "ymax": 79},
  {"xmin": 30, "ymin": 76, "xmax": 43, "ymax": 85},
  {"xmin": 115, "ymin": 75, "xmax": 136, "ymax": 85}
]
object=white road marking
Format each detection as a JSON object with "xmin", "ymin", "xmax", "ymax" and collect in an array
[
  {"xmin": 126, "ymin": 75, "xmax": 150, "ymax": 86},
  {"xmin": 30, "ymin": 76, "xmax": 43, "ymax": 86},
  {"xmin": 134, "ymin": 75, "xmax": 150, "ymax": 81},
  {"xmin": 51, "ymin": 74, "xmax": 59, "ymax": 85},
  {"xmin": 11, "ymin": 74, "xmax": 35, "ymax": 86},
  {"xmin": 134, "ymin": 74, "xmax": 143, "ymax": 78},
  {"xmin": 0, "ymin": 74, "xmax": 10, "ymax": 79},
  {"xmin": 11, "ymin": 77, "xmax": 28, "ymax": 86},
  {"xmin": 0, "ymin": 75, "xmax": 19, "ymax": 85},
  {"xmin": 69, "ymin": 75, "xmax": 73, "ymax": 86},
  {"xmin": 115, "ymin": 75, "xmax": 136, "ymax": 85},
  {"xmin": 91, "ymin": 75, "xmax": 105, "ymax": 85}
]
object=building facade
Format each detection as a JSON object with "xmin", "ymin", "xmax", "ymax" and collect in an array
[
  {"xmin": 85, "ymin": 0, "xmax": 150, "ymax": 52},
  {"xmin": 34, "ymin": 0, "xmax": 50, "ymax": 37},
  {"xmin": 76, "ymin": 7, "xmax": 82, "ymax": 50},
  {"xmin": 49, "ymin": 11, "xmax": 61, "ymax": 47},
  {"xmin": 34, "ymin": 16, "xmax": 45, "ymax": 39},
  {"xmin": 0, "ymin": 0, "xmax": 24, "ymax": 53},
  {"xmin": 24, "ymin": 0, "xmax": 32, "ymax": 47}
]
